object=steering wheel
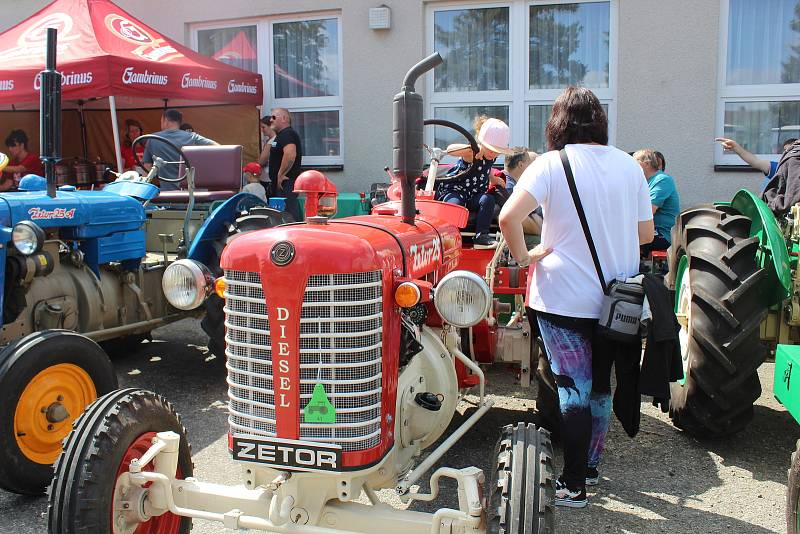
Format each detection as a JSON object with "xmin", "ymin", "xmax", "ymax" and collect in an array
[
  {"xmin": 422, "ymin": 119, "xmax": 480, "ymax": 184},
  {"xmin": 132, "ymin": 134, "xmax": 192, "ymax": 183}
]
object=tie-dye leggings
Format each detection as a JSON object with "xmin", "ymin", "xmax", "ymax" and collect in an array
[{"xmin": 535, "ymin": 311, "xmax": 613, "ymax": 489}]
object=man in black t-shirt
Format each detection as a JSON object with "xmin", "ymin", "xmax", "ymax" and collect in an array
[{"xmin": 266, "ymin": 108, "xmax": 303, "ymax": 220}]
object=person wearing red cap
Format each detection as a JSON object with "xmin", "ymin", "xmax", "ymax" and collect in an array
[{"xmin": 242, "ymin": 162, "xmax": 266, "ymax": 201}]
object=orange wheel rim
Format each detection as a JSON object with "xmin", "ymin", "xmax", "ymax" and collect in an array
[{"xmin": 14, "ymin": 363, "xmax": 96, "ymax": 464}]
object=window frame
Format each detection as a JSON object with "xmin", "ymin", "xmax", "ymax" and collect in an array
[
  {"xmin": 716, "ymin": 0, "xmax": 800, "ymax": 165},
  {"xmin": 190, "ymin": 12, "xmax": 344, "ymax": 166},
  {"xmin": 425, "ymin": 0, "xmax": 617, "ymax": 154}
]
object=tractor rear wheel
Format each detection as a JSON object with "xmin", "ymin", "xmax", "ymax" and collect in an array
[
  {"xmin": 48, "ymin": 388, "xmax": 193, "ymax": 534},
  {"xmin": 668, "ymin": 205, "xmax": 768, "ymax": 438},
  {"xmin": 486, "ymin": 423, "xmax": 555, "ymax": 533},
  {"xmin": 788, "ymin": 440, "xmax": 800, "ymax": 534},
  {"xmin": 0, "ymin": 330, "xmax": 117, "ymax": 495}
]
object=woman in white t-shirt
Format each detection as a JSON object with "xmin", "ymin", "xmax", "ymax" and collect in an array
[{"xmin": 499, "ymin": 87, "xmax": 655, "ymax": 509}]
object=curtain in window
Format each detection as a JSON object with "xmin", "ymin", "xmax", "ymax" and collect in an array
[
  {"xmin": 293, "ymin": 111, "xmax": 340, "ymax": 157},
  {"xmin": 273, "ymin": 19, "xmax": 339, "ymax": 98},
  {"xmin": 529, "ymin": 2, "xmax": 610, "ymax": 90},
  {"xmin": 197, "ymin": 26, "xmax": 258, "ymax": 73},
  {"xmin": 434, "ymin": 8, "xmax": 510, "ymax": 92},
  {"xmin": 727, "ymin": 0, "xmax": 800, "ymax": 85}
]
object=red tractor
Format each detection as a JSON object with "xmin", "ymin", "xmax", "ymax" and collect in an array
[{"xmin": 47, "ymin": 54, "xmax": 555, "ymax": 534}]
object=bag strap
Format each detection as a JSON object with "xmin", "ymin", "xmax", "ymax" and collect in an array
[{"xmin": 559, "ymin": 149, "xmax": 608, "ymax": 294}]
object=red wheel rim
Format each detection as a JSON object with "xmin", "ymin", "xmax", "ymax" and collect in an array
[{"xmin": 111, "ymin": 431, "xmax": 184, "ymax": 533}]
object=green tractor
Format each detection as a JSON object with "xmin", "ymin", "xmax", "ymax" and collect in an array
[{"xmin": 665, "ymin": 188, "xmax": 800, "ymax": 532}]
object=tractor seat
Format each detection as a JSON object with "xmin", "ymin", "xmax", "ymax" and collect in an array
[{"xmin": 154, "ymin": 144, "xmax": 243, "ymax": 204}]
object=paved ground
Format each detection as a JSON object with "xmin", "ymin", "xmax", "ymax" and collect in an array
[{"xmin": 0, "ymin": 318, "xmax": 796, "ymax": 533}]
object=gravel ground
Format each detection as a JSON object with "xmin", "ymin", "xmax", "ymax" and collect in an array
[{"xmin": 0, "ymin": 318, "xmax": 795, "ymax": 533}]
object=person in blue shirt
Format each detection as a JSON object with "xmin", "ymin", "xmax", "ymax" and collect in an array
[
  {"xmin": 634, "ymin": 149, "xmax": 680, "ymax": 253},
  {"xmin": 716, "ymin": 137, "xmax": 798, "ymax": 190}
]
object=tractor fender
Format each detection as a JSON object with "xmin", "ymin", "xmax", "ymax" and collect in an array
[
  {"xmin": 0, "ymin": 330, "xmax": 105, "ymax": 377},
  {"xmin": 186, "ymin": 193, "xmax": 266, "ymax": 268},
  {"xmin": 730, "ymin": 189, "xmax": 791, "ymax": 304}
]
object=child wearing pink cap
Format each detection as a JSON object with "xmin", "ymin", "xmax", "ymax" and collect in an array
[{"xmin": 435, "ymin": 116, "xmax": 513, "ymax": 249}]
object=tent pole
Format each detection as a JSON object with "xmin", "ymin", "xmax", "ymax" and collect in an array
[
  {"xmin": 109, "ymin": 96, "xmax": 123, "ymax": 173},
  {"xmin": 78, "ymin": 101, "xmax": 88, "ymax": 160}
]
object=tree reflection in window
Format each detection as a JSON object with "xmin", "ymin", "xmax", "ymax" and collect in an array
[
  {"xmin": 434, "ymin": 7, "xmax": 510, "ymax": 92},
  {"xmin": 529, "ymin": 2, "xmax": 610, "ymax": 90},
  {"xmin": 273, "ymin": 19, "xmax": 339, "ymax": 98}
]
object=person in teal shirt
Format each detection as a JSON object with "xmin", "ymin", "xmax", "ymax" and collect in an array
[{"xmin": 634, "ymin": 149, "xmax": 680, "ymax": 253}]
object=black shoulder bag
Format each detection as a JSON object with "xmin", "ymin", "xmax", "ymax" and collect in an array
[{"xmin": 559, "ymin": 149, "xmax": 644, "ymax": 343}]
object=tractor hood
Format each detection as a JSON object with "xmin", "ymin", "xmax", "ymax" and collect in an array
[
  {"xmin": 0, "ymin": 190, "xmax": 144, "ymax": 238},
  {"xmin": 220, "ymin": 214, "xmax": 462, "ymax": 281}
]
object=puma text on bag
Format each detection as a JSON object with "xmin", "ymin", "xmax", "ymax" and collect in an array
[{"xmin": 597, "ymin": 280, "xmax": 645, "ymax": 343}]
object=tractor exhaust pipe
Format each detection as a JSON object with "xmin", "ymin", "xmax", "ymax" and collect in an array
[
  {"xmin": 393, "ymin": 52, "xmax": 443, "ymax": 225},
  {"xmin": 40, "ymin": 28, "xmax": 62, "ymax": 199}
]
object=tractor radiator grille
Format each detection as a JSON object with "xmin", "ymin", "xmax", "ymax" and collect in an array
[{"xmin": 224, "ymin": 269, "xmax": 384, "ymax": 452}]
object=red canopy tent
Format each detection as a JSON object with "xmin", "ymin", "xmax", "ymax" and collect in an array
[{"xmin": 0, "ymin": 0, "xmax": 264, "ymax": 171}]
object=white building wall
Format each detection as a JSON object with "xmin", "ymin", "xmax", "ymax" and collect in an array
[{"xmin": 0, "ymin": 0, "xmax": 770, "ymax": 206}]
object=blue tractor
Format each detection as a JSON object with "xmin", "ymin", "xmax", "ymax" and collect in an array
[
  {"xmin": 0, "ymin": 140, "xmax": 277, "ymax": 497},
  {"xmin": 0, "ymin": 29, "xmax": 277, "ymax": 495}
]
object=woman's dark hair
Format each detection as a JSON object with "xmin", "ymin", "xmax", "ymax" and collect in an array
[
  {"xmin": 654, "ymin": 151, "xmax": 666, "ymax": 171},
  {"xmin": 123, "ymin": 118, "xmax": 143, "ymax": 148},
  {"xmin": 260, "ymin": 115, "xmax": 273, "ymax": 126},
  {"xmin": 180, "ymin": 123, "xmax": 193, "ymax": 132},
  {"xmin": 544, "ymin": 86, "xmax": 608, "ymax": 151},
  {"xmin": 5, "ymin": 129, "xmax": 28, "ymax": 149}
]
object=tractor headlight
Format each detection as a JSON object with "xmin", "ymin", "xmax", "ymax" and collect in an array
[
  {"xmin": 433, "ymin": 270, "xmax": 492, "ymax": 328},
  {"xmin": 12, "ymin": 221, "xmax": 44, "ymax": 255},
  {"xmin": 162, "ymin": 259, "xmax": 213, "ymax": 310}
]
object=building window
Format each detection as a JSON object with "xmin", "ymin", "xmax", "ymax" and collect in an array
[
  {"xmin": 434, "ymin": 7, "xmax": 510, "ymax": 93},
  {"xmin": 528, "ymin": 2, "xmax": 610, "ymax": 90},
  {"xmin": 427, "ymin": 1, "xmax": 615, "ymax": 156},
  {"xmin": 192, "ymin": 15, "xmax": 343, "ymax": 166},
  {"xmin": 196, "ymin": 25, "xmax": 258, "ymax": 73},
  {"xmin": 272, "ymin": 19, "xmax": 340, "ymax": 99},
  {"xmin": 718, "ymin": 0, "xmax": 800, "ymax": 164},
  {"xmin": 271, "ymin": 17, "xmax": 342, "ymax": 165}
]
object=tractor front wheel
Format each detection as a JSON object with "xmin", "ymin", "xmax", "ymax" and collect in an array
[
  {"xmin": 0, "ymin": 330, "xmax": 117, "ymax": 495},
  {"xmin": 486, "ymin": 423, "xmax": 555, "ymax": 533},
  {"xmin": 48, "ymin": 388, "xmax": 193, "ymax": 534},
  {"xmin": 668, "ymin": 205, "xmax": 768, "ymax": 438},
  {"xmin": 201, "ymin": 208, "xmax": 284, "ymax": 358}
]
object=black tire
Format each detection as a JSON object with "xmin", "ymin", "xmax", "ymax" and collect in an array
[
  {"xmin": 0, "ymin": 330, "xmax": 117, "ymax": 495},
  {"xmin": 201, "ymin": 293, "xmax": 226, "ymax": 358},
  {"xmin": 486, "ymin": 423, "xmax": 555, "ymax": 534},
  {"xmin": 667, "ymin": 205, "xmax": 768, "ymax": 438},
  {"xmin": 788, "ymin": 439, "xmax": 800, "ymax": 534},
  {"xmin": 100, "ymin": 333, "xmax": 149, "ymax": 357},
  {"xmin": 48, "ymin": 388, "xmax": 193, "ymax": 534},
  {"xmin": 202, "ymin": 211, "xmax": 281, "ymax": 358}
]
